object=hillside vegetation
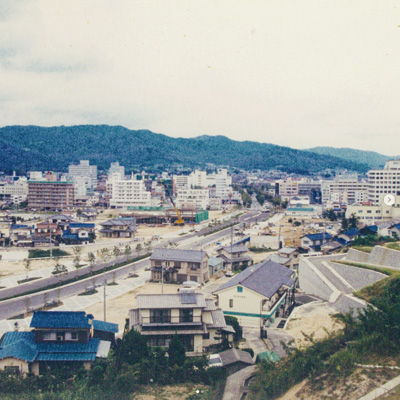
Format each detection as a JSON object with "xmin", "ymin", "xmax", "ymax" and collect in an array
[
  {"xmin": 0, "ymin": 125, "xmax": 369, "ymax": 173},
  {"xmin": 250, "ymin": 275, "xmax": 400, "ymax": 399},
  {"xmin": 307, "ymin": 146, "xmax": 398, "ymax": 169}
]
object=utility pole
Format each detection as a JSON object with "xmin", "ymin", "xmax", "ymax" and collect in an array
[
  {"xmin": 103, "ymin": 276, "xmax": 107, "ymax": 322},
  {"xmin": 161, "ymin": 263, "xmax": 165, "ymax": 294}
]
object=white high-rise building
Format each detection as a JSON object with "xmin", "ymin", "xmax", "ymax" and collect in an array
[
  {"xmin": 68, "ymin": 160, "xmax": 97, "ymax": 190},
  {"xmin": 321, "ymin": 175, "xmax": 368, "ymax": 205},
  {"xmin": 215, "ymin": 169, "xmax": 232, "ymax": 198},
  {"xmin": 108, "ymin": 162, "xmax": 125, "ymax": 180},
  {"xmin": 367, "ymin": 160, "xmax": 400, "ymax": 205},
  {"xmin": 29, "ymin": 171, "xmax": 43, "ymax": 181},
  {"xmin": 109, "ymin": 174, "xmax": 159, "ymax": 208}
]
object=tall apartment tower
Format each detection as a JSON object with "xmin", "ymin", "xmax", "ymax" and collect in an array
[
  {"xmin": 68, "ymin": 160, "xmax": 98, "ymax": 190},
  {"xmin": 367, "ymin": 160, "xmax": 400, "ymax": 205},
  {"xmin": 28, "ymin": 181, "xmax": 75, "ymax": 210}
]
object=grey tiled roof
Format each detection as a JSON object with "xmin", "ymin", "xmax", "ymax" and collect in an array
[
  {"xmin": 218, "ymin": 348, "xmax": 254, "ymax": 366},
  {"xmin": 268, "ymin": 254, "xmax": 291, "ymax": 265},
  {"xmin": 205, "ymin": 298, "xmax": 217, "ymax": 311},
  {"xmin": 209, "ymin": 309, "xmax": 228, "ymax": 329},
  {"xmin": 278, "ymin": 247, "xmax": 297, "ymax": 255},
  {"xmin": 135, "ymin": 293, "xmax": 207, "ymax": 309},
  {"xmin": 220, "ymin": 245, "xmax": 249, "ymax": 254},
  {"xmin": 150, "ymin": 248, "xmax": 207, "ymax": 263},
  {"xmin": 214, "ymin": 259, "xmax": 295, "ymax": 299}
]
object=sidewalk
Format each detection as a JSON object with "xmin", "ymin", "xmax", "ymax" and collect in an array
[{"xmin": 0, "ymin": 270, "xmax": 150, "ymax": 337}]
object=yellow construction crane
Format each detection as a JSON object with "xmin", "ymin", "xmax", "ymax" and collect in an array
[{"xmin": 160, "ymin": 180, "xmax": 185, "ymax": 226}]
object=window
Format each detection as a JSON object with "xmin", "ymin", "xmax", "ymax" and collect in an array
[
  {"xmin": 150, "ymin": 309, "xmax": 171, "ymax": 323},
  {"xmin": 65, "ymin": 331, "xmax": 78, "ymax": 341},
  {"xmin": 229, "ymin": 299, "xmax": 233, "ymax": 308},
  {"xmin": 179, "ymin": 308, "xmax": 193, "ymax": 323},
  {"xmin": 43, "ymin": 332, "xmax": 56, "ymax": 341},
  {"xmin": 237, "ymin": 286, "xmax": 243, "ymax": 293}
]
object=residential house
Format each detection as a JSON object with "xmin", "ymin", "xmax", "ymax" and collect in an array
[
  {"xmin": 0, "ymin": 311, "xmax": 117, "ymax": 376},
  {"xmin": 338, "ymin": 228, "xmax": 360, "ymax": 244},
  {"xmin": 47, "ymin": 215, "xmax": 75, "ymax": 231},
  {"xmin": 99, "ymin": 218, "xmax": 136, "ymax": 238},
  {"xmin": 128, "ymin": 290, "xmax": 234, "ymax": 356},
  {"xmin": 300, "ymin": 232, "xmax": 333, "ymax": 252},
  {"xmin": 213, "ymin": 260, "xmax": 296, "ymax": 328},
  {"xmin": 209, "ymin": 257, "xmax": 224, "ymax": 277},
  {"xmin": 62, "ymin": 223, "xmax": 96, "ymax": 244},
  {"xmin": 360, "ymin": 225, "xmax": 378, "ymax": 237},
  {"xmin": 150, "ymin": 248, "xmax": 209, "ymax": 284},
  {"xmin": 9, "ymin": 224, "xmax": 34, "ymax": 247},
  {"xmin": 216, "ymin": 245, "xmax": 253, "ymax": 271},
  {"xmin": 276, "ymin": 247, "xmax": 299, "ymax": 270},
  {"xmin": 78, "ymin": 208, "xmax": 98, "ymax": 222},
  {"xmin": 389, "ymin": 224, "xmax": 400, "ymax": 239}
]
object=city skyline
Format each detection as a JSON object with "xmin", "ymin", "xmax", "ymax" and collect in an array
[{"xmin": 1, "ymin": 0, "xmax": 399, "ymax": 155}]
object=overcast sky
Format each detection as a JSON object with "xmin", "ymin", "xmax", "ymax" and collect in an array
[{"xmin": 1, "ymin": 0, "xmax": 399, "ymax": 155}]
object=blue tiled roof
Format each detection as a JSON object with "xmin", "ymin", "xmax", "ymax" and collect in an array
[
  {"xmin": 69, "ymin": 223, "xmax": 95, "ymax": 228},
  {"xmin": 0, "ymin": 340, "xmax": 38, "ymax": 362},
  {"xmin": 214, "ymin": 259, "xmax": 295, "ymax": 299},
  {"xmin": 36, "ymin": 352, "xmax": 97, "ymax": 362},
  {"xmin": 366, "ymin": 225, "xmax": 378, "ymax": 232},
  {"xmin": 342, "ymin": 228, "xmax": 360, "ymax": 237},
  {"xmin": 62, "ymin": 230, "xmax": 80, "ymax": 240},
  {"xmin": 30, "ymin": 311, "xmax": 92, "ymax": 329},
  {"xmin": 392, "ymin": 224, "xmax": 400, "ymax": 230},
  {"xmin": 336, "ymin": 237, "xmax": 348, "ymax": 246},
  {"xmin": 303, "ymin": 232, "xmax": 332, "ymax": 241},
  {"xmin": 0, "ymin": 332, "xmax": 100, "ymax": 363},
  {"xmin": 36, "ymin": 339, "xmax": 100, "ymax": 353},
  {"xmin": 92, "ymin": 320, "xmax": 119, "ymax": 333},
  {"xmin": 1, "ymin": 331, "xmax": 35, "ymax": 346},
  {"xmin": 10, "ymin": 224, "xmax": 33, "ymax": 229}
]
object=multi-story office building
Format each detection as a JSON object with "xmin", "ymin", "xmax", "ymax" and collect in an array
[
  {"xmin": 321, "ymin": 174, "xmax": 368, "ymax": 205},
  {"xmin": 108, "ymin": 175, "xmax": 158, "ymax": 209},
  {"xmin": 68, "ymin": 160, "xmax": 97, "ymax": 190},
  {"xmin": 175, "ymin": 188, "xmax": 209, "ymax": 210},
  {"xmin": 28, "ymin": 181, "xmax": 75, "ymax": 211},
  {"xmin": 367, "ymin": 160, "xmax": 400, "ymax": 205},
  {"xmin": 0, "ymin": 178, "xmax": 28, "ymax": 204},
  {"xmin": 215, "ymin": 168, "xmax": 232, "ymax": 198}
]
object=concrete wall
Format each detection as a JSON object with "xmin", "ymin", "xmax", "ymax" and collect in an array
[
  {"xmin": 298, "ymin": 257, "xmax": 334, "ymax": 301},
  {"xmin": 346, "ymin": 246, "xmax": 400, "ymax": 269},
  {"xmin": 368, "ymin": 246, "xmax": 400, "ymax": 269},
  {"xmin": 345, "ymin": 249, "xmax": 371, "ymax": 264}
]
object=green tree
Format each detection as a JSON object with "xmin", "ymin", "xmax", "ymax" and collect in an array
[
  {"xmin": 168, "ymin": 334, "xmax": 186, "ymax": 366},
  {"xmin": 124, "ymin": 244, "xmax": 132, "ymax": 257},
  {"xmin": 88, "ymin": 252, "xmax": 96, "ymax": 275},
  {"xmin": 23, "ymin": 258, "xmax": 31, "ymax": 280},
  {"xmin": 119, "ymin": 329, "xmax": 149, "ymax": 366},
  {"xmin": 348, "ymin": 213, "xmax": 359, "ymax": 229}
]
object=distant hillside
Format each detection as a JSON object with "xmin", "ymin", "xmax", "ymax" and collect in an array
[
  {"xmin": 0, "ymin": 125, "xmax": 370, "ymax": 174},
  {"xmin": 307, "ymin": 146, "xmax": 398, "ymax": 169}
]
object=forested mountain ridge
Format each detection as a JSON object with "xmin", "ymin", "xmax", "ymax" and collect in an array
[
  {"xmin": 307, "ymin": 146, "xmax": 398, "ymax": 169},
  {"xmin": 0, "ymin": 125, "xmax": 369, "ymax": 173}
]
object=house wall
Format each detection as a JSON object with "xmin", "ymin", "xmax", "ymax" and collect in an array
[
  {"xmin": 0, "ymin": 358, "xmax": 30, "ymax": 375},
  {"xmin": 216, "ymin": 286, "xmax": 266, "ymax": 328},
  {"xmin": 193, "ymin": 334, "xmax": 203, "ymax": 354}
]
